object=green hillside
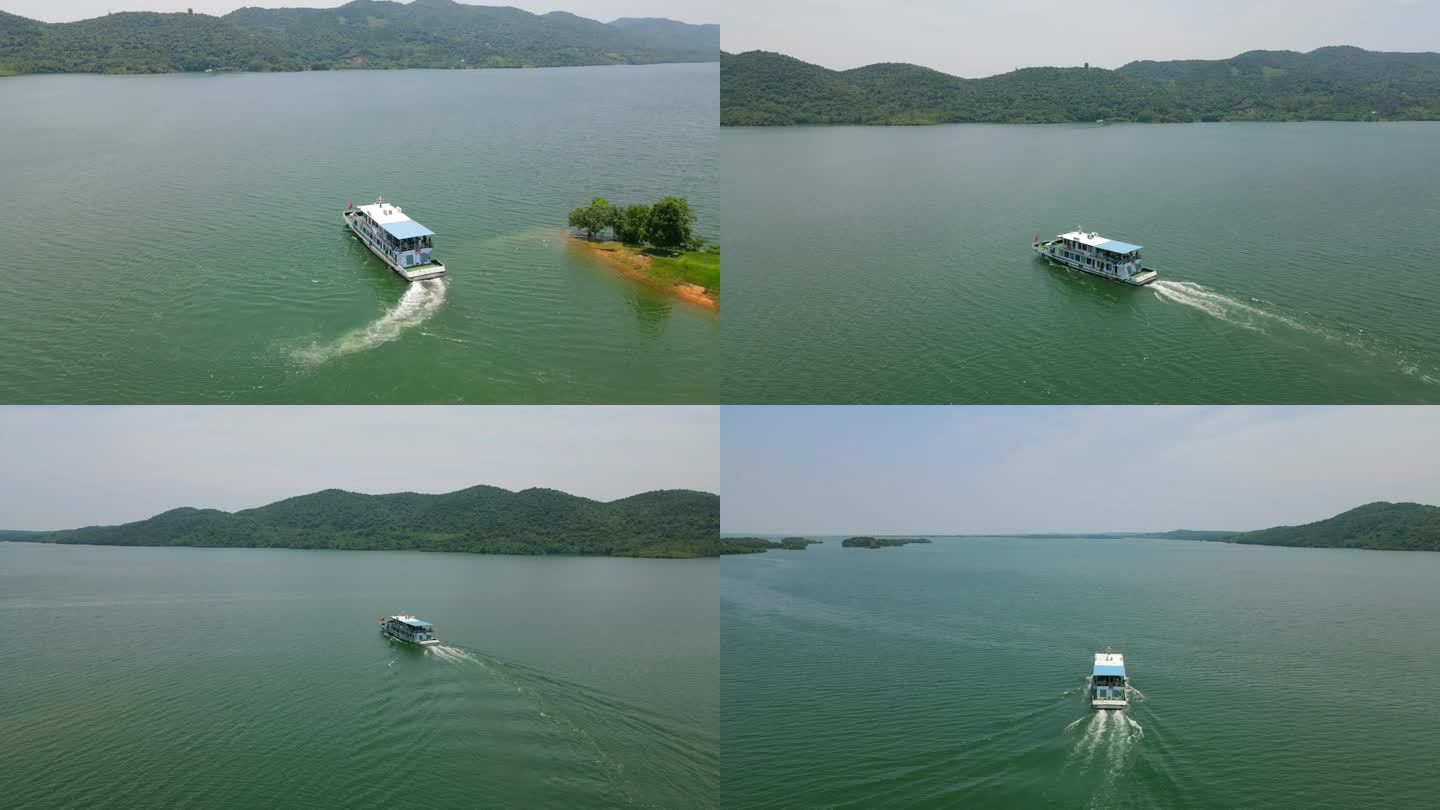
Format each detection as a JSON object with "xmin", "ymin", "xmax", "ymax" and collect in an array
[
  {"xmin": 0, "ymin": 1, "xmax": 718, "ymax": 75},
  {"xmin": 721, "ymin": 46, "xmax": 1440, "ymax": 125},
  {"xmin": 18, "ymin": 486, "xmax": 721, "ymax": 558},
  {"xmin": 1228, "ymin": 502, "xmax": 1440, "ymax": 551}
]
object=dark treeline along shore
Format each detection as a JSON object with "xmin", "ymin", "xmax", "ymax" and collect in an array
[
  {"xmin": 722, "ymin": 502, "xmax": 1440, "ymax": 555},
  {"xmin": 721, "ymin": 46, "xmax": 1440, "ymax": 125},
  {"xmin": 840, "ymin": 536, "xmax": 931, "ymax": 549},
  {"xmin": 1, "ymin": 486, "xmax": 721, "ymax": 558},
  {"xmin": 0, "ymin": 0, "xmax": 718, "ymax": 76},
  {"xmin": 720, "ymin": 537, "xmax": 820, "ymax": 553}
]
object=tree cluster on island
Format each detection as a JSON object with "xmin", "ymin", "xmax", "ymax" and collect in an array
[
  {"xmin": 841, "ymin": 536, "xmax": 932, "ymax": 548},
  {"xmin": 0, "ymin": 3, "xmax": 718, "ymax": 76},
  {"xmin": 569, "ymin": 196, "xmax": 700, "ymax": 251},
  {"xmin": 719, "ymin": 536, "xmax": 819, "ymax": 553},
  {"xmin": 721, "ymin": 47, "xmax": 1440, "ymax": 125},
  {"xmin": 8, "ymin": 486, "xmax": 723, "ymax": 559}
]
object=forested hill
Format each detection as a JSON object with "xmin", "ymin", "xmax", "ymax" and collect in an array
[
  {"xmin": 0, "ymin": 1, "xmax": 718, "ymax": 76},
  {"xmin": 1226, "ymin": 502, "xmax": 1440, "ymax": 552},
  {"xmin": 14, "ymin": 486, "xmax": 722, "ymax": 558},
  {"xmin": 721, "ymin": 46, "xmax": 1440, "ymax": 125}
]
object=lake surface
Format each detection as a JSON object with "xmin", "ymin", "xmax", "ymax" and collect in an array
[
  {"xmin": 723, "ymin": 124, "xmax": 1440, "ymax": 403},
  {"xmin": 0, "ymin": 64, "xmax": 717, "ymax": 404},
  {"xmin": 722, "ymin": 537, "xmax": 1440, "ymax": 808},
  {"xmin": 0, "ymin": 543, "xmax": 717, "ymax": 808}
]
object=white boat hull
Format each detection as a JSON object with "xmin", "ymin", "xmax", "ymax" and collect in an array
[
  {"xmin": 344, "ymin": 211, "xmax": 447, "ymax": 281},
  {"xmin": 1091, "ymin": 698, "xmax": 1129, "ymax": 710},
  {"xmin": 1033, "ymin": 241, "xmax": 1156, "ymax": 286}
]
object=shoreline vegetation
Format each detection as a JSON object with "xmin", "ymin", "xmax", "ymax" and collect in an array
[
  {"xmin": 720, "ymin": 537, "xmax": 821, "ymax": 554},
  {"xmin": 3, "ymin": 485, "xmax": 723, "ymax": 559},
  {"xmin": 0, "ymin": 3, "xmax": 718, "ymax": 76},
  {"xmin": 841, "ymin": 536, "xmax": 932, "ymax": 549},
  {"xmin": 568, "ymin": 195, "xmax": 718, "ymax": 309},
  {"xmin": 721, "ymin": 46, "xmax": 1440, "ymax": 126},
  {"xmin": 720, "ymin": 504, "xmax": 1440, "ymax": 555}
]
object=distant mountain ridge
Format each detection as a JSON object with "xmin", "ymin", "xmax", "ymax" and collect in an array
[
  {"xmin": 721, "ymin": 46, "xmax": 1440, "ymax": 125},
  {"xmin": 0, "ymin": 2, "xmax": 718, "ymax": 76},
  {"xmin": 10, "ymin": 485, "xmax": 721, "ymax": 558},
  {"xmin": 1227, "ymin": 502, "xmax": 1440, "ymax": 551}
]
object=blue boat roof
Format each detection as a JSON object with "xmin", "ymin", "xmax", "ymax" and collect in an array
[
  {"xmin": 400, "ymin": 618, "xmax": 433, "ymax": 628},
  {"xmin": 1097, "ymin": 239, "xmax": 1142, "ymax": 254},
  {"xmin": 380, "ymin": 220, "xmax": 435, "ymax": 240},
  {"xmin": 1093, "ymin": 663, "xmax": 1126, "ymax": 677}
]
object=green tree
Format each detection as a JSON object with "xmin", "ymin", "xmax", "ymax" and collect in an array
[
  {"xmin": 614, "ymin": 203, "xmax": 652, "ymax": 245},
  {"xmin": 567, "ymin": 196, "xmax": 617, "ymax": 240},
  {"xmin": 645, "ymin": 196, "xmax": 697, "ymax": 249}
]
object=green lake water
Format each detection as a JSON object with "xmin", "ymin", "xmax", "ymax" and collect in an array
[
  {"xmin": 0, "ymin": 64, "xmax": 716, "ymax": 404},
  {"xmin": 723, "ymin": 123, "xmax": 1440, "ymax": 403},
  {"xmin": 0, "ymin": 542, "xmax": 718, "ymax": 808},
  {"xmin": 722, "ymin": 537, "xmax": 1440, "ymax": 808}
]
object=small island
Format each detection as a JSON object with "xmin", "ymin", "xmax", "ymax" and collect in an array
[
  {"xmin": 720, "ymin": 536, "xmax": 820, "ymax": 553},
  {"xmin": 841, "ymin": 536, "xmax": 932, "ymax": 549},
  {"xmin": 568, "ymin": 196, "xmax": 718, "ymax": 310}
]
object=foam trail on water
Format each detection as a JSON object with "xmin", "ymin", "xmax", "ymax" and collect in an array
[
  {"xmin": 1152, "ymin": 280, "xmax": 1440, "ymax": 385},
  {"xmin": 290, "ymin": 279, "xmax": 447, "ymax": 364},
  {"xmin": 1123, "ymin": 713, "xmax": 1144, "ymax": 736},
  {"xmin": 1064, "ymin": 711, "xmax": 1108, "ymax": 771},
  {"xmin": 1150, "ymin": 280, "xmax": 1306, "ymax": 333},
  {"xmin": 427, "ymin": 644, "xmax": 478, "ymax": 664}
]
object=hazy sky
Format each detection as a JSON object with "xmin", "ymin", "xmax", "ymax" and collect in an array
[
  {"xmin": 4, "ymin": 0, "xmax": 716, "ymax": 25},
  {"xmin": 723, "ymin": 0, "xmax": 1440, "ymax": 77},
  {"xmin": 0, "ymin": 406, "xmax": 718, "ymax": 530},
  {"xmin": 722, "ymin": 406, "xmax": 1440, "ymax": 535}
]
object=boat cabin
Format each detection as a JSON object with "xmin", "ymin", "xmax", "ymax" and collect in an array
[
  {"xmin": 1055, "ymin": 230, "xmax": 1144, "ymax": 281},
  {"xmin": 1091, "ymin": 651, "xmax": 1129, "ymax": 709},
  {"xmin": 349, "ymin": 198, "xmax": 436, "ymax": 271},
  {"xmin": 381, "ymin": 615, "xmax": 439, "ymax": 645}
]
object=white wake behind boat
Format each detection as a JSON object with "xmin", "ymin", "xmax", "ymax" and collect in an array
[{"xmin": 343, "ymin": 196, "xmax": 447, "ymax": 281}]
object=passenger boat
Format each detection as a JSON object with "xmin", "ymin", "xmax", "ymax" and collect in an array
[
  {"xmin": 379, "ymin": 615, "xmax": 441, "ymax": 647},
  {"xmin": 1033, "ymin": 228, "xmax": 1157, "ymax": 286},
  {"xmin": 343, "ymin": 197, "xmax": 447, "ymax": 281},
  {"xmin": 1091, "ymin": 649, "xmax": 1129, "ymax": 709}
]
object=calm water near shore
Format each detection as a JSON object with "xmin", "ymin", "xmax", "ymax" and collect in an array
[
  {"xmin": 722, "ymin": 536, "xmax": 1440, "ymax": 808},
  {"xmin": 1, "ymin": 542, "xmax": 718, "ymax": 808},
  {"xmin": 723, "ymin": 123, "xmax": 1440, "ymax": 403},
  {"xmin": 0, "ymin": 64, "xmax": 717, "ymax": 403}
]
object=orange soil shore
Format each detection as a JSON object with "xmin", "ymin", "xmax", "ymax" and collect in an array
[{"xmin": 569, "ymin": 237, "xmax": 718, "ymax": 312}]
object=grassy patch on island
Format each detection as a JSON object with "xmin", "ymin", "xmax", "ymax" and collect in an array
[{"xmin": 647, "ymin": 246, "xmax": 720, "ymax": 294}]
